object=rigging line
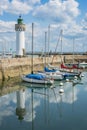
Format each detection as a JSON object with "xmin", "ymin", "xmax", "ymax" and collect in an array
[{"xmin": 51, "ymin": 30, "xmax": 62, "ymax": 64}]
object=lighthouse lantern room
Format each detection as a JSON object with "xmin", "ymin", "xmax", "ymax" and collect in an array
[{"xmin": 15, "ymin": 15, "xmax": 26, "ymax": 57}]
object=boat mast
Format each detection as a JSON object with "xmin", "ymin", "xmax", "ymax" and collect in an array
[
  {"xmin": 31, "ymin": 23, "xmax": 34, "ymax": 74},
  {"xmin": 44, "ymin": 32, "xmax": 47, "ymax": 67},
  {"xmin": 48, "ymin": 24, "xmax": 50, "ymax": 64},
  {"xmin": 73, "ymin": 38, "xmax": 75, "ymax": 64},
  {"xmin": 60, "ymin": 29, "xmax": 63, "ymax": 63}
]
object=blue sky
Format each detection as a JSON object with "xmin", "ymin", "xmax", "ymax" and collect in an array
[{"xmin": 0, "ymin": 0, "xmax": 87, "ymax": 53}]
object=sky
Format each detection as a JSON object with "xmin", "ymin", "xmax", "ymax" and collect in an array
[{"xmin": 0, "ymin": 0, "xmax": 87, "ymax": 53}]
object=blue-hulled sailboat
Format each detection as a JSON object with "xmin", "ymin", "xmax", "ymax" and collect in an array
[{"xmin": 21, "ymin": 23, "xmax": 54, "ymax": 85}]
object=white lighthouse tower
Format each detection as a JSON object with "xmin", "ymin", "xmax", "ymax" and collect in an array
[{"xmin": 15, "ymin": 15, "xmax": 26, "ymax": 57}]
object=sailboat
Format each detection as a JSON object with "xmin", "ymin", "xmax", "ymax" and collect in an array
[
  {"xmin": 44, "ymin": 29, "xmax": 80, "ymax": 79},
  {"xmin": 61, "ymin": 38, "xmax": 82, "ymax": 69},
  {"xmin": 21, "ymin": 23, "xmax": 54, "ymax": 85},
  {"xmin": 58, "ymin": 32, "xmax": 83, "ymax": 78},
  {"xmin": 38, "ymin": 30, "xmax": 64, "ymax": 80}
]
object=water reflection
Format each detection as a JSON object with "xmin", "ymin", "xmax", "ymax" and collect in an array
[
  {"xmin": 52, "ymin": 87, "xmax": 63, "ymax": 118},
  {"xmin": 16, "ymin": 89, "xmax": 26, "ymax": 121},
  {"xmin": 0, "ymin": 72, "xmax": 87, "ymax": 130}
]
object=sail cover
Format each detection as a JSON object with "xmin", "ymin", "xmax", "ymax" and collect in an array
[
  {"xmin": 26, "ymin": 74, "xmax": 46, "ymax": 80},
  {"xmin": 44, "ymin": 67, "xmax": 57, "ymax": 72}
]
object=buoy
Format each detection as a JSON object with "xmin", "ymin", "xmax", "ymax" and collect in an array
[
  {"xmin": 74, "ymin": 76, "xmax": 78, "ymax": 80},
  {"xmin": 66, "ymin": 79, "xmax": 69, "ymax": 82},
  {"xmin": 82, "ymin": 66, "xmax": 85, "ymax": 69},
  {"xmin": 81, "ymin": 74, "xmax": 84, "ymax": 77},
  {"xmin": 59, "ymin": 82, "xmax": 63, "ymax": 86},
  {"xmin": 50, "ymin": 85, "xmax": 55, "ymax": 89},
  {"xmin": 59, "ymin": 88, "xmax": 64, "ymax": 93}
]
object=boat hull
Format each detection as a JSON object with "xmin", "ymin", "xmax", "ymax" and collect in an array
[
  {"xmin": 21, "ymin": 75, "xmax": 54, "ymax": 85},
  {"xmin": 79, "ymin": 62, "xmax": 87, "ymax": 68}
]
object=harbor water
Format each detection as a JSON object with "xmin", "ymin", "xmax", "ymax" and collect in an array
[{"xmin": 0, "ymin": 71, "xmax": 87, "ymax": 130}]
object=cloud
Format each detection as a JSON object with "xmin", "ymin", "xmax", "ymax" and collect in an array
[
  {"xmin": 0, "ymin": 0, "xmax": 9, "ymax": 15},
  {"xmin": 32, "ymin": 0, "xmax": 80, "ymax": 23},
  {"xmin": 49, "ymin": 82, "xmax": 79, "ymax": 104},
  {"xmin": 26, "ymin": 0, "xmax": 40, "ymax": 5},
  {"xmin": 0, "ymin": 20, "xmax": 16, "ymax": 51},
  {"xmin": 0, "ymin": 0, "xmax": 32, "ymax": 15},
  {"xmin": 0, "ymin": 0, "xmax": 86, "ymax": 52},
  {"xmin": 0, "ymin": 20, "xmax": 15, "ymax": 33},
  {"xmin": 81, "ymin": 13, "xmax": 87, "ymax": 30},
  {"xmin": 7, "ymin": 0, "xmax": 32, "ymax": 15},
  {"xmin": 0, "ymin": 93, "xmax": 16, "ymax": 125}
]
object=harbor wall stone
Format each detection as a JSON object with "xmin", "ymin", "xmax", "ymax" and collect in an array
[
  {"xmin": 0, "ymin": 56, "xmax": 61, "ymax": 80},
  {"xmin": 0, "ymin": 54, "xmax": 86, "ymax": 80}
]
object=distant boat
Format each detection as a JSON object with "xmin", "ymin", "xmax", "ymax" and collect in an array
[
  {"xmin": 56, "ymin": 64, "xmax": 82, "ymax": 78},
  {"xmin": 61, "ymin": 63, "xmax": 83, "ymax": 70},
  {"xmin": 21, "ymin": 23, "xmax": 54, "ymax": 85},
  {"xmin": 47, "ymin": 64, "xmax": 81, "ymax": 79},
  {"xmin": 79, "ymin": 62, "xmax": 87, "ymax": 68}
]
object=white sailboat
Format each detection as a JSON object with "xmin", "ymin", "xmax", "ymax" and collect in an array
[
  {"xmin": 21, "ymin": 23, "xmax": 54, "ymax": 85},
  {"xmin": 21, "ymin": 73, "xmax": 54, "ymax": 85},
  {"xmin": 79, "ymin": 62, "xmax": 87, "ymax": 68},
  {"xmin": 38, "ymin": 30, "xmax": 64, "ymax": 80}
]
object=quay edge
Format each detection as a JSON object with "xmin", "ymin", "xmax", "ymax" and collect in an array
[{"xmin": 0, "ymin": 54, "xmax": 87, "ymax": 80}]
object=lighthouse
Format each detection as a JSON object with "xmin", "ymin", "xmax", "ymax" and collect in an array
[{"xmin": 15, "ymin": 15, "xmax": 26, "ymax": 57}]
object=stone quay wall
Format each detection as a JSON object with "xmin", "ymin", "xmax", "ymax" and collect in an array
[
  {"xmin": 0, "ymin": 56, "xmax": 61, "ymax": 80},
  {"xmin": 0, "ymin": 54, "xmax": 86, "ymax": 80}
]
